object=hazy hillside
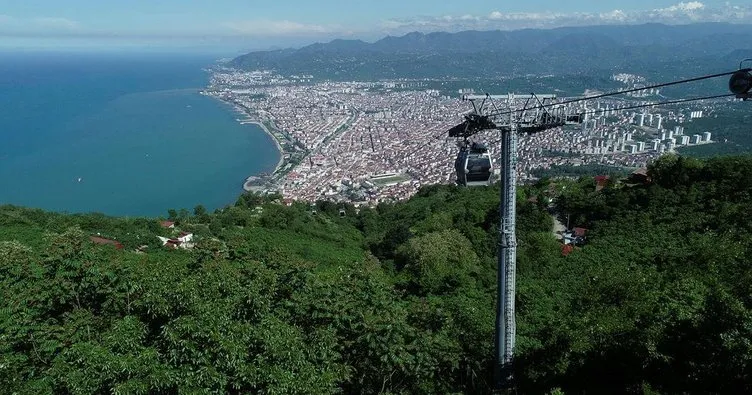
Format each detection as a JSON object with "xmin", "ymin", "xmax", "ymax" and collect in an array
[
  {"xmin": 231, "ymin": 23, "xmax": 752, "ymax": 79},
  {"xmin": 3, "ymin": 155, "xmax": 752, "ymax": 393}
]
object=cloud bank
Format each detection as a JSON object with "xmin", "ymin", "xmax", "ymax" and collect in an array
[
  {"xmin": 223, "ymin": 20, "xmax": 337, "ymax": 36},
  {"xmin": 0, "ymin": 2, "xmax": 750, "ymax": 44},
  {"xmin": 0, "ymin": 15, "xmax": 80, "ymax": 35},
  {"xmin": 379, "ymin": 2, "xmax": 752, "ymax": 34}
]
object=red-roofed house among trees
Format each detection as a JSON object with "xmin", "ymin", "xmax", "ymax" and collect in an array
[
  {"xmin": 157, "ymin": 232, "xmax": 195, "ymax": 250},
  {"xmin": 160, "ymin": 221, "xmax": 175, "ymax": 229},
  {"xmin": 90, "ymin": 236, "xmax": 124, "ymax": 250},
  {"xmin": 563, "ymin": 227, "xmax": 588, "ymax": 246},
  {"xmin": 594, "ymin": 175, "xmax": 610, "ymax": 191}
]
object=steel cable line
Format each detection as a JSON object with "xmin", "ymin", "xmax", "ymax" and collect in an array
[
  {"xmin": 407, "ymin": 70, "xmax": 741, "ymax": 158},
  {"xmin": 479, "ymin": 68, "xmax": 747, "ymax": 118},
  {"xmin": 574, "ymin": 92, "xmax": 735, "ymax": 118},
  {"xmin": 410, "ymin": 91, "xmax": 734, "ymax": 155}
]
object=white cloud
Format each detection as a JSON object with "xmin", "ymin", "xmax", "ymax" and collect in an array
[
  {"xmin": 1, "ymin": 1, "xmax": 750, "ymax": 44},
  {"xmin": 660, "ymin": 1, "xmax": 705, "ymax": 12},
  {"xmin": 223, "ymin": 20, "xmax": 337, "ymax": 36},
  {"xmin": 32, "ymin": 17, "xmax": 79, "ymax": 30},
  {"xmin": 380, "ymin": 2, "xmax": 752, "ymax": 34},
  {"xmin": 0, "ymin": 15, "xmax": 80, "ymax": 35},
  {"xmin": 599, "ymin": 10, "xmax": 628, "ymax": 22}
]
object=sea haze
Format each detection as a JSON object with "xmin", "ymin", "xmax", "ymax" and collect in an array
[{"xmin": 0, "ymin": 51, "xmax": 280, "ymax": 217}]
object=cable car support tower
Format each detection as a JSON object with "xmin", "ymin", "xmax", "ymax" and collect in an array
[
  {"xmin": 444, "ymin": 66, "xmax": 747, "ymax": 392},
  {"xmin": 450, "ymin": 93, "xmax": 585, "ymax": 391}
]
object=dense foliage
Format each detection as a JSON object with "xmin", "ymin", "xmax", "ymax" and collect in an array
[{"xmin": 2, "ymin": 154, "xmax": 752, "ymax": 393}]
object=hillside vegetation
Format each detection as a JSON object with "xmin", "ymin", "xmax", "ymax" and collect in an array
[
  {"xmin": 2, "ymin": 154, "xmax": 752, "ymax": 394},
  {"xmin": 231, "ymin": 23, "xmax": 752, "ymax": 79}
]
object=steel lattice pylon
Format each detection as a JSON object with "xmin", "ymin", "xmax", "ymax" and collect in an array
[{"xmin": 457, "ymin": 93, "xmax": 584, "ymax": 391}]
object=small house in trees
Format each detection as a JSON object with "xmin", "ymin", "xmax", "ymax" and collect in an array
[
  {"xmin": 627, "ymin": 168, "xmax": 651, "ymax": 185},
  {"xmin": 594, "ymin": 175, "xmax": 610, "ymax": 191},
  {"xmin": 157, "ymin": 232, "xmax": 195, "ymax": 250},
  {"xmin": 90, "ymin": 236, "xmax": 124, "ymax": 250},
  {"xmin": 160, "ymin": 221, "xmax": 176, "ymax": 229},
  {"xmin": 563, "ymin": 227, "xmax": 588, "ymax": 246}
]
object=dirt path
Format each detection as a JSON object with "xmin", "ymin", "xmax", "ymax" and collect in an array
[{"xmin": 552, "ymin": 213, "xmax": 566, "ymax": 240}]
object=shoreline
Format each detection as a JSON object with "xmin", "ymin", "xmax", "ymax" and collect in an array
[
  {"xmin": 238, "ymin": 117, "xmax": 285, "ymax": 174},
  {"xmin": 207, "ymin": 95, "xmax": 293, "ymax": 191}
]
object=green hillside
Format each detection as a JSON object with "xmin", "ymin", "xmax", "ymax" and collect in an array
[{"xmin": 2, "ymin": 154, "xmax": 752, "ymax": 394}]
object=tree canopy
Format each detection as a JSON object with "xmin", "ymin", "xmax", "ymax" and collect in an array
[{"xmin": 1, "ymin": 154, "xmax": 752, "ymax": 393}]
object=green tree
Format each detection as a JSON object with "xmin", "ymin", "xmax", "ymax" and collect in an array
[{"xmin": 397, "ymin": 229, "xmax": 480, "ymax": 295}]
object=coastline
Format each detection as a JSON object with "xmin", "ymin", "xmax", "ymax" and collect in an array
[
  {"xmin": 206, "ymin": 95, "xmax": 292, "ymax": 192},
  {"xmin": 242, "ymin": 119, "xmax": 285, "ymax": 174}
]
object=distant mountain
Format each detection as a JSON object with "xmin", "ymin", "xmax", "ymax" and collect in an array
[{"xmin": 230, "ymin": 23, "xmax": 752, "ymax": 79}]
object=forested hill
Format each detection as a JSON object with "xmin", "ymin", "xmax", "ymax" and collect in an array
[
  {"xmin": 2, "ymin": 154, "xmax": 752, "ymax": 393},
  {"xmin": 230, "ymin": 23, "xmax": 752, "ymax": 79}
]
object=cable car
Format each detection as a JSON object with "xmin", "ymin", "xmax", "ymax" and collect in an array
[
  {"xmin": 729, "ymin": 68, "xmax": 752, "ymax": 99},
  {"xmin": 455, "ymin": 142, "xmax": 493, "ymax": 187}
]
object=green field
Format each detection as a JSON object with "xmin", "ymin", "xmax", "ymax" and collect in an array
[{"xmin": 371, "ymin": 174, "xmax": 412, "ymax": 185}]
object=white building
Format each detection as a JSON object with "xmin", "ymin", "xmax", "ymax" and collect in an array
[{"xmin": 652, "ymin": 139, "xmax": 661, "ymax": 151}]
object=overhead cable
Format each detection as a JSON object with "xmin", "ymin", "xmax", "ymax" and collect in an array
[{"xmin": 481, "ymin": 68, "xmax": 746, "ymax": 118}]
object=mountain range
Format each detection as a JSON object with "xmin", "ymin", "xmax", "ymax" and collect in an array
[{"xmin": 231, "ymin": 23, "xmax": 752, "ymax": 80}]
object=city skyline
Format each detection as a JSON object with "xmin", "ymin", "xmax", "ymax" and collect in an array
[{"xmin": 0, "ymin": 1, "xmax": 750, "ymax": 52}]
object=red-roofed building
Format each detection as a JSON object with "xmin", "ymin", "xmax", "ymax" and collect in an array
[
  {"xmin": 157, "ymin": 232, "xmax": 194, "ymax": 250},
  {"xmin": 594, "ymin": 175, "xmax": 610, "ymax": 191},
  {"xmin": 563, "ymin": 227, "xmax": 588, "ymax": 246},
  {"xmin": 160, "ymin": 221, "xmax": 175, "ymax": 229},
  {"xmin": 90, "ymin": 236, "xmax": 124, "ymax": 250}
]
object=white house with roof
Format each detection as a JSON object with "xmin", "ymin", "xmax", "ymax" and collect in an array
[{"xmin": 157, "ymin": 232, "xmax": 195, "ymax": 250}]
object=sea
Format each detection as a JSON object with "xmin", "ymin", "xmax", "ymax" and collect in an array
[{"xmin": 0, "ymin": 51, "xmax": 280, "ymax": 217}]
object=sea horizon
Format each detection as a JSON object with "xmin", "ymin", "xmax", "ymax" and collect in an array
[{"xmin": 0, "ymin": 51, "xmax": 281, "ymax": 217}]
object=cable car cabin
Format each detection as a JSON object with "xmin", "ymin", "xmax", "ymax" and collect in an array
[{"xmin": 455, "ymin": 142, "xmax": 492, "ymax": 187}]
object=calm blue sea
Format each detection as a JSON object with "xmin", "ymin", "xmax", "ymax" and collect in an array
[{"xmin": 0, "ymin": 51, "xmax": 280, "ymax": 217}]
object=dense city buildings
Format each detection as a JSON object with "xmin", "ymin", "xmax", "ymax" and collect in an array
[{"xmin": 203, "ymin": 68, "xmax": 724, "ymax": 205}]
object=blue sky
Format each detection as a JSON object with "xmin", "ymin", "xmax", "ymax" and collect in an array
[{"xmin": 0, "ymin": 1, "xmax": 749, "ymax": 53}]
